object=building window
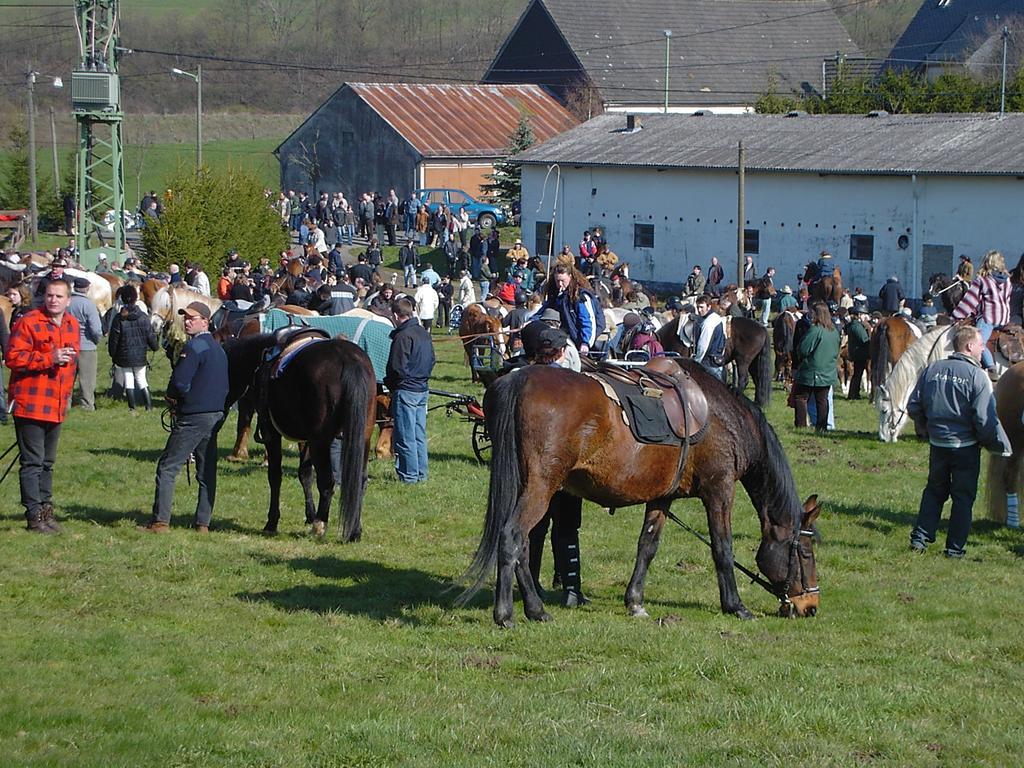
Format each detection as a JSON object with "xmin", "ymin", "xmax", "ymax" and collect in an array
[
  {"xmin": 850, "ymin": 234, "xmax": 874, "ymax": 261},
  {"xmin": 744, "ymin": 229, "xmax": 759, "ymax": 255},
  {"xmin": 634, "ymin": 223, "xmax": 655, "ymax": 249},
  {"xmin": 535, "ymin": 221, "xmax": 553, "ymax": 258}
]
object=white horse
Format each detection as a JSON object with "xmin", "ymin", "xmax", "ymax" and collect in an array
[
  {"xmin": 149, "ymin": 285, "xmax": 222, "ymax": 341},
  {"xmin": 876, "ymin": 324, "xmax": 1011, "ymax": 442},
  {"xmin": 65, "ymin": 267, "xmax": 113, "ymax": 315}
]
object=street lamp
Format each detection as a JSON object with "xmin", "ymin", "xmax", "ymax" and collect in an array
[
  {"xmin": 171, "ymin": 65, "xmax": 202, "ymax": 171},
  {"xmin": 27, "ymin": 71, "xmax": 63, "ymax": 243}
]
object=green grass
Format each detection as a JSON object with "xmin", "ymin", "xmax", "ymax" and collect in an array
[{"xmin": 2, "ymin": 337, "xmax": 1023, "ymax": 766}]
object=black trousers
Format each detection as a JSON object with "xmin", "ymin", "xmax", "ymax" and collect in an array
[
  {"xmin": 793, "ymin": 383, "xmax": 829, "ymax": 430},
  {"xmin": 848, "ymin": 360, "xmax": 867, "ymax": 400},
  {"xmin": 15, "ymin": 417, "xmax": 63, "ymax": 517}
]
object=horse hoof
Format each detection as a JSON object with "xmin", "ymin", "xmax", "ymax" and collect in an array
[
  {"xmin": 628, "ymin": 605, "xmax": 649, "ymax": 618},
  {"xmin": 527, "ymin": 611, "xmax": 553, "ymax": 623},
  {"xmin": 261, "ymin": 526, "xmax": 278, "ymax": 536},
  {"xmin": 496, "ymin": 617, "xmax": 515, "ymax": 629},
  {"xmin": 226, "ymin": 454, "xmax": 247, "ymax": 463},
  {"xmin": 733, "ymin": 607, "xmax": 756, "ymax": 621},
  {"xmin": 311, "ymin": 520, "xmax": 326, "ymax": 537}
]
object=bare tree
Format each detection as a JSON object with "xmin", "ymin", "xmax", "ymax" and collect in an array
[
  {"xmin": 289, "ymin": 128, "xmax": 323, "ymax": 194},
  {"xmin": 258, "ymin": 0, "xmax": 309, "ymax": 47}
]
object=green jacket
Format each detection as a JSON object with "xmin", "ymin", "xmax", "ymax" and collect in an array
[
  {"xmin": 845, "ymin": 319, "xmax": 870, "ymax": 364},
  {"xmin": 795, "ymin": 324, "xmax": 840, "ymax": 387}
]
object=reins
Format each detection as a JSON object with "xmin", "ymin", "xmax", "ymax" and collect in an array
[{"xmin": 663, "ymin": 509, "xmax": 818, "ymax": 605}]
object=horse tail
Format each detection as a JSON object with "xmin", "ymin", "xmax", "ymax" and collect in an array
[
  {"xmin": 870, "ymin": 321, "xmax": 890, "ymax": 397},
  {"xmin": 986, "ymin": 454, "xmax": 1011, "ymax": 524},
  {"xmin": 752, "ymin": 330, "xmax": 772, "ymax": 407},
  {"xmin": 338, "ymin": 349, "xmax": 374, "ymax": 542},
  {"xmin": 457, "ymin": 373, "xmax": 523, "ymax": 606}
]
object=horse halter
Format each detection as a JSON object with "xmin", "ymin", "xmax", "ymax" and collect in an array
[{"xmin": 779, "ymin": 527, "xmax": 819, "ymax": 608}]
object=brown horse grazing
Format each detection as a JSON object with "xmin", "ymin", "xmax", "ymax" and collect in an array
[
  {"xmin": 986, "ymin": 362, "xmax": 1024, "ymax": 525},
  {"xmin": 458, "ymin": 303, "xmax": 505, "ymax": 383},
  {"xmin": 869, "ymin": 315, "xmax": 921, "ymax": 396},
  {"xmin": 458, "ymin": 358, "xmax": 820, "ymax": 625},
  {"xmin": 656, "ymin": 315, "xmax": 772, "ymax": 407}
]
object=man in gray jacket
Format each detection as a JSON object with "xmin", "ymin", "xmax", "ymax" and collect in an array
[
  {"xmin": 908, "ymin": 325, "xmax": 1011, "ymax": 557},
  {"xmin": 67, "ymin": 277, "xmax": 103, "ymax": 410}
]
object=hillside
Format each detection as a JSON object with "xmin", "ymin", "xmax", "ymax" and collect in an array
[{"xmin": 0, "ymin": 0, "xmax": 924, "ymax": 122}]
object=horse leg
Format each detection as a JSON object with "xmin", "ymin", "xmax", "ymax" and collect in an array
[
  {"xmin": 703, "ymin": 491, "xmax": 753, "ymax": 619},
  {"xmin": 311, "ymin": 442, "xmax": 336, "ymax": 536},
  {"xmin": 228, "ymin": 393, "xmax": 255, "ymax": 462},
  {"xmin": 495, "ymin": 484, "xmax": 552, "ymax": 627},
  {"xmin": 263, "ymin": 429, "xmax": 283, "ymax": 534},
  {"xmin": 625, "ymin": 500, "xmax": 669, "ymax": 618},
  {"xmin": 515, "ymin": 535, "xmax": 552, "ymax": 623},
  {"xmin": 296, "ymin": 442, "xmax": 318, "ymax": 529}
]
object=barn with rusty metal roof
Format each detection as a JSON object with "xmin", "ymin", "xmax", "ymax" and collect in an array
[{"xmin": 276, "ymin": 82, "xmax": 577, "ymax": 201}]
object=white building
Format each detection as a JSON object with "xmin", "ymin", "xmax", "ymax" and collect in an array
[{"xmin": 518, "ymin": 112, "xmax": 1024, "ymax": 300}]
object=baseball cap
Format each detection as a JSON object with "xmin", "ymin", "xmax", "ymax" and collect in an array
[{"xmin": 178, "ymin": 301, "xmax": 212, "ymax": 320}]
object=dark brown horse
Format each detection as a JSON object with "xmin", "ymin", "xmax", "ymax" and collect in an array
[
  {"xmin": 458, "ymin": 303, "xmax": 505, "ymax": 384},
  {"xmin": 657, "ymin": 315, "xmax": 772, "ymax": 406},
  {"xmin": 928, "ymin": 273, "xmax": 966, "ymax": 315},
  {"xmin": 772, "ymin": 309, "xmax": 800, "ymax": 385},
  {"xmin": 987, "ymin": 361, "xmax": 1024, "ymax": 524},
  {"xmin": 458, "ymin": 358, "xmax": 820, "ymax": 626},
  {"xmin": 223, "ymin": 331, "xmax": 376, "ymax": 539}
]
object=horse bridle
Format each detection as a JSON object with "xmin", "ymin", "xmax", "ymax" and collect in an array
[{"xmin": 779, "ymin": 526, "xmax": 819, "ymax": 607}]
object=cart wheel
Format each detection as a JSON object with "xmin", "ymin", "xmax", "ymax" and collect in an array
[{"xmin": 472, "ymin": 420, "xmax": 491, "ymax": 463}]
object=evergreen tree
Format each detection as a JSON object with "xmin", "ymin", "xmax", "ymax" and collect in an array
[
  {"xmin": 142, "ymin": 166, "xmax": 288, "ymax": 275},
  {"xmin": 1, "ymin": 126, "xmax": 32, "ymax": 209},
  {"xmin": 481, "ymin": 115, "xmax": 535, "ymax": 208}
]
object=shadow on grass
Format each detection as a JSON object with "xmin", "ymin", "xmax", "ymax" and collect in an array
[
  {"xmin": 54, "ymin": 502, "xmax": 261, "ymax": 534},
  {"xmin": 237, "ymin": 554, "xmax": 458, "ymax": 622},
  {"xmin": 828, "ymin": 500, "xmax": 916, "ymax": 534}
]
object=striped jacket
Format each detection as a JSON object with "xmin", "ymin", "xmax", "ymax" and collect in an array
[
  {"xmin": 7, "ymin": 308, "xmax": 80, "ymax": 423},
  {"xmin": 951, "ymin": 272, "xmax": 1011, "ymax": 326}
]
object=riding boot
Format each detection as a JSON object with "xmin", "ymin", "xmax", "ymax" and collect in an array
[
  {"xmin": 140, "ymin": 388, "xmax": 153, "ymax": 411},
  {"xmin": 554, "ymin": 527, "xmax": 589, "ymax": 607},
  {"xmin": 1007, "ymin": 493, "xmax": 1020, "ymax": 529},
  {"xmin": 125, "ymin": 389, "xmax": 137, "ymax": 413}
]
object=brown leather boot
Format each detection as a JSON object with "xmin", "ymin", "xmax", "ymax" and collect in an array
[
  {"xmin": 39, "ymin": 503, "xmax": 61, "ymax": 533},
  {"xmin": 139, "ymin": 520, "xmax": 170, "ymax": 533},
  {"xmin": 26, "ymin": 509, "xmax": 56, "ymax": 535}
]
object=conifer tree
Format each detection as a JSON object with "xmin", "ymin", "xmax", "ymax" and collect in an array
[{"xmin": 482, "ymin": 115, "xmax": 535, "ymax": 208}]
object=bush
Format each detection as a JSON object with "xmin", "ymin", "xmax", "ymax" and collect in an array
[{"xmin": 141, "ymin": 166, "xmax": 287, "ymax": 274}]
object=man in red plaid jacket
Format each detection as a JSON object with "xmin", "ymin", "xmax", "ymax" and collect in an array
[{"xmin": 7, "ymin": 277, "xmax": 79, "ymax": 533}]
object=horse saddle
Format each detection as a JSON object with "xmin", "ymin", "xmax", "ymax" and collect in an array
[
  {"xmin": 993, "ymin": 324, "xmax": 1024, "ymax": 363},
  {"xmin": 265, "ymin": 326, "xmax": 331, "ymax": 379},
  {"xmin": 589, "ymin": 361, "xmax": 709, "ymax": 447}
]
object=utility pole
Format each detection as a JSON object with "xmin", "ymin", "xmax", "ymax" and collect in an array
[
  {"xmin": 73, "ymin": 0, "xmax": 126, "ymax": 268},
  {"xmin": 50, "ymin": 106, "xmax": 60, "ymax": 195},
  {"xmin": 1000, "ymin": 26, "xmax": 1010, "ymax": 118},
  {"xmin": 737, "ymin": 140, "xmax": 745, "ymax": 286},
  {"xmin": 663, "ymin": 30, "xmax": 672, "ymax": 114},
  {"xmin": 27, "ymin": 71, "xmax": 37, "ymax": 243}
]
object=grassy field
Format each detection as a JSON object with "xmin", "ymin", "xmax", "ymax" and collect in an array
[{"xmin": 2, "ymin": 333, "xmax": 1024, "ymax": 766}]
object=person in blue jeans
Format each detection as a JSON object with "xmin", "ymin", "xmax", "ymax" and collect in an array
[
  {"xmin": 141, "ymin": 302, "xmax": 228, "ymax": 533},
  {"xmin": 385, "ymin": 296, "xmax": 436, "ymax": 483},
  {"xmin": 908, "ymin": 325, "xmax": 1011, "ymax": 556}
]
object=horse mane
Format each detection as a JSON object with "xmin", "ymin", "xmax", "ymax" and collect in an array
[
  {"xmin": 880, "ymin": 325, "xmax": 952, "ymax": 408},
  {"xmin": 738, "ymin": 395, "xmax": 802, "ymax": 532}
]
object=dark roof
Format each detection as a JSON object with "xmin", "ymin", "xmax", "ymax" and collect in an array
[
  {"xmin": 884, "ymin": 0, "xmax": 1024, "ymax": 72},
  {"xmin": 277, "ymin": 83, "xmax": 577, "ymax": 159},
  {"xmin": 487, "ymin": 0, "xmax": 861, "ymax": 106},
  {"xmin": 516, "ymin": 111, "xmax": 1024, "ymax": 175}
]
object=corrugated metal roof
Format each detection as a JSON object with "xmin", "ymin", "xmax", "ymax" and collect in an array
[
  {"xmin": 490, "ymin": 0, "xmax": 861, "ymax": 105},
  {"xmin": 348, "ymin": 83, "xmax": 578, "ymax": 158},
  {"xmin": 516, "ymin": 111, "xmax": 1024, "ymax": 176}
]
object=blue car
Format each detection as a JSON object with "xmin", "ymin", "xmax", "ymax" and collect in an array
[{"xmin": 413, "ymin": 188, "xmax": 507, "ymax": 229}]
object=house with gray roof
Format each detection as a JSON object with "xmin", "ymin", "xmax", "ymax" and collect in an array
[
  {"xmin": 517, "ymin": 111, "xmax": 1024, "ymax": 298},
  {"xmin": 884, "ymin": 0, "xmax": 1023, "ymax": 78},
  {"xmin": 482, "ymin": 0, "xmax": 862, "ymax": 114}
]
